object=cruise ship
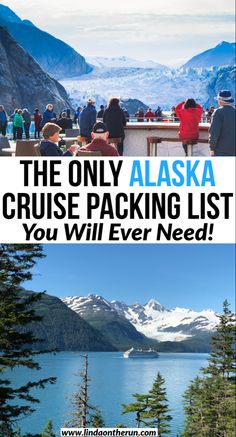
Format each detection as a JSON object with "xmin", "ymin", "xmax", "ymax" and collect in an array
[{"xmin": 123, "ymin": 348, "xmax": 159, "ymax": 358}]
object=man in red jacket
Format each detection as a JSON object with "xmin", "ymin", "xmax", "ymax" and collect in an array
[
  {"xmin": 79, "ymin": 122, "xmax": 119, "ymax": 156},
  {"xmin": 175, "ymin": 99, "xmax": 203, "ymax": 156}
]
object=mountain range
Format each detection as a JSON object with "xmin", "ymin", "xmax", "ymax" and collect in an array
[
  {"xmin": 61, "ymin": 62, "xmax": 235, "ymax": 111},
  {"xmin": 0, "ymin": 4, "xmax": 91, "ymax": 79},
  {"xmin": 61, "ymin": 42, "xmax": 235, "ymax": 111},
  {"xmin": 16, "ymin": 290, "xmax": 217, "ymax": 353},
  {"xmin": 182, "ymin": 41, "xmax": 236, "ymax": 68},
  {"xmin": 62, "ymin": 294, "xmax": 218, "ymax": 343},
  {"xmin": 0, "ymin": 26, "xmax": 71, "ymax": 113},
  {"xmin": 21, "ymin": 290, "xmax": 116, "ymax": 351},
  {"xmin": 0, "ymin": 3, "xmax": 235, "ymax": 112}
]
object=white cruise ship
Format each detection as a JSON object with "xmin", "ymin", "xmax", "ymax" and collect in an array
[{"xmin": 123, "ymin": 347, "xmax": 159, "ymax": 358}]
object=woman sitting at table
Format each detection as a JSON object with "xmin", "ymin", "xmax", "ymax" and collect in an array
[
  {"xmin": 175, "ymin": 99, "xmax": 203, "ymax": 156},
  {"xmin": 39, "ymin": 123, "xmax": 77, "ymax": 156}
]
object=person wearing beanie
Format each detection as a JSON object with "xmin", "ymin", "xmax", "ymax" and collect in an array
[{"xmin": 209, "ymin": 90, "xmax": 235, "ymax": 156}]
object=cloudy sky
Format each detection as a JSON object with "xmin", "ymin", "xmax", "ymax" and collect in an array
[{"xmin": 2, "ymin": 0, "xmax": 235, "ymax": 65}]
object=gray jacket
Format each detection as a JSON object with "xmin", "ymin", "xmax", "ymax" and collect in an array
[{"xmin": 209, "ymin": 105, "xmax": 235, "ymax": 156}]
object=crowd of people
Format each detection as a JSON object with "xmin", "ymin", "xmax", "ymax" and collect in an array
[{"xmin": 0, "ymin": 90, "xmax": 235, "ymax": 156}]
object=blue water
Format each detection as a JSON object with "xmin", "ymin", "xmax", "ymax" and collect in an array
[
  {"xmin": 6, "ymin": 121, "xmax": 35, "ymax": 137},
  {"xmin": 6, "ymin": 352, "xmax": 208, "ymax": 436}
]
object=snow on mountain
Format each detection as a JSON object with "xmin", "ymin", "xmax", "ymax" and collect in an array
[
  {"xmin": 62, "ymin": 294, "xmax": 218, "ymax": 342},
  {"xmin": 60, "ymin": 65, "xmax": 235, "ymax": 110},
  {"xmin": 60, "ymin": 41, "xmax": 235, "ymax": 109},
  {"xmin": 182, "ymin": 41, "xmax": 236, "ymax": 69},
  {"xmin": 87, "ymin": 56, "xmax": 168, "ymax": 70},
  {"xmin": 63, "ymin": 294, "xmax": 115, "ymax": 317}
]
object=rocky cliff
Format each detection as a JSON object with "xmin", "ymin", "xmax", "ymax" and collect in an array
[
  {"xmin": 0, "ymin": 26, "xmax": 72, "ymax": 114},
  {"xmin": 0, "ymin": 4, "xmax": 92, "ymax": 79}
]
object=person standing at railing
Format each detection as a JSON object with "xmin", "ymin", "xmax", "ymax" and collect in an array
[
  {"xmin": 103, "ymin": 97, "xmax": 126, "ymax": 156},
  {"xmin": 9, "ymin": 108, "xmax": 18, "ymax": 140},
  {"xmin": 170, "ymin": 106, "xmax": 178, "ymax": 122},
  {"xmin": 97, "ymin": 104, "xmax": 105, "ymax": 119},
  {"xmin": 13, "ymin": 109, "xmax": 24, "ymax": 140},
  {"xmin": 80, "ymin": 98, "xmax": 97, "ymax": 141},
  {"xmin": 155, "ymin": 106, "xmax": 163, "ymax": 121},
  {"xmin": 74, "ymin": 106, "xmax": 82, "ymax": 126},
  {"xmin": 34, "ymin": 108, "xmax": 42, "ymax": 139},
  {"xmin": 209, "ymin": 90, "xmax": 235, "ymax": 156},
  {"xmin": 175, "ymin": 99, "xmax": 203, "ymax": 156},
  {"xmin": 145, "ymin": 108, "xmax": 155, "ymax": 122},
  {"xmin": 41, "ymin": 104, "xmax": 57, "ymax": 128},
  {"xmin": 22, "ymin": 108, "xmax": 31, "ymax": 139},
  {"xmin": 135, "ymin": 108, "xmax": 144, "ymax": 122},
  {"xmin": 206, "ymin": 106, "xmax": 215, "ymax": 122}
]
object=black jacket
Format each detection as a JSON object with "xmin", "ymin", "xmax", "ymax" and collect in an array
[
  {"xmin": 56, "ymin": 117, "xmax": 73, "ymax": 134},
  {"xmin": 103, "ymin": 105, "xmax": 126, "ymax": 138}
]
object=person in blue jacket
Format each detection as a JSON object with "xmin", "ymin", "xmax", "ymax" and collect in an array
[
  {"xmin": 79, "ymin": 99, "xmax": 97, "ymax": 139},
  {"xmin": 39, "ymin": 123, "xmax": 78, "ymax": 156},
  {"xmin": 0, "ymin": 105, "xmax": 8, "ymax": 136},
  {"xmin": 41, "ymin": 104, "xmax": 57, "ymax": 128}
]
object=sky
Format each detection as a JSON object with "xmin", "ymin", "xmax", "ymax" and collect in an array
[
  {"xmin": 1, "ymin": 0, "xmax": 235, "ymax": 66},
  {"xmin": 26, "ymin": 244, "xmax": 235, "ymax": 313}
]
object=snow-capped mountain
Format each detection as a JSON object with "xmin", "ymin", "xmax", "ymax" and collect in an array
[
  {"xmin": 60, "ymin": 65, "xmax": 235, "ymax": 110},
  {"xmin": 87, "ymin": 56, "xmax": 168, "ymax": 70},
  {"xmin": 182, "ymin": 41, "xmax": 236, "ymax": 68},
  {"xmin": 111, "ymin": 299, "xmax": 218, "ymax": 342},
  {"xmin": 62, "ymin": 294, "xmax": 218, "ymax": 342},
  {"xmin": 63, "ymin": 294, "xmax": 116, "ymax": 316}
]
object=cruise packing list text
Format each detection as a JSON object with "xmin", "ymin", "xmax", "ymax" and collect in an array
[{"xmin": 0, "ymin": 158, "xmax": 234, "ymax": 243}]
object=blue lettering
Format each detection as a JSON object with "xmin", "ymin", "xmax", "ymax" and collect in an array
[
  {"xmin": 172, "ymin": 160, "xmax": 185, "ymax": 186},
  {"xmin": 145, "ymin": 161, "xmax": 156, "ymax": 186},
  {"xmin": 129, "ymin": 160, "xmax": 144, "ymax": 186},
  {"xmin": 202, "ymin": 160, "xmax": 215, "ymax": 186},
  {"xmin": 157, "ymin": 161, "xmax": 171, "ymax": 186},
  {"xmin": 186, "ymin": 160, "xmax": 200, "ymax": 186}
]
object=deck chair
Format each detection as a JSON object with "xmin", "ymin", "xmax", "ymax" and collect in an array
[
  {"xmin": 0, "ymin": 137, "xmax": 12, "ymax": 156},
  {"xmin": 77, "ymin": 150, "xmax": 102, "ymax": 156},
  {"xmin": 15, "ymin": 140, "xmax": 39, "ymax": 156}
]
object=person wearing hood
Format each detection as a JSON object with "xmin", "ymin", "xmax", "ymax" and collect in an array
[
  {"xmin": 41, "ymin": 104, "xmax": 57, "ymax": 128},
  {"xmin": 22, "ymin": 108, "xmax": 31, "ymax": 139},
  {"xmin": 0, "ymin": 105, "xmax": 8, "ymax": 137},
  {"xmin": 103, "ymin": 97, "xmax": 126, "ymax": 155},
  {"xmin": 79, "ymin": 99, "xmax": 97, "ymax": 140},
  {"xmin": 175, "ymin": 99, "xmax": 203, "ymax": 156},
  {"xmin": 209, "ymin": 90, "xmax": 235, "ymax": 156}
]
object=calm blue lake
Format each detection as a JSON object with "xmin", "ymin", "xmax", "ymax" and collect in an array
[{"xmin": 7, "ymin": 352, "xmax": 208, "ymax": 436}]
